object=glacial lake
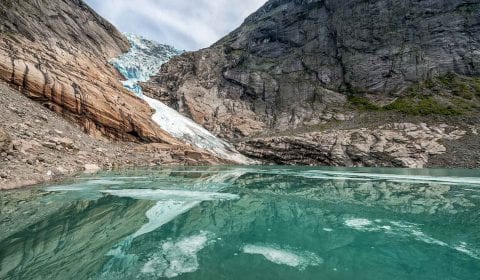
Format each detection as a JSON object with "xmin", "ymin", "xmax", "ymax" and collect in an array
[{"xmin": 0, "ymin": 166, "xmax": 479, "ymax": 280}]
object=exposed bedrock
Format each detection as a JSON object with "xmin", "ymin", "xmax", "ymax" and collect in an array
[
  {"xmin": 0, "ymin": 0, "xmax": 178, "ymax": 143},
  {"xmin": 143, "ymin": 0, "xmax": 480, "ymax": 167},
  {"xmin": 145, "ymin": 0, "xmax": 480, "ymax": 138},
  {"xmin": 237, "ymin": 123, "xmax": 466, "ymax": 168}
]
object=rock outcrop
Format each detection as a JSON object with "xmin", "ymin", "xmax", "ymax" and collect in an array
[
  {"xmin": 0, "ymin": 127, "xmax": 10, "ymax": 153},
  {"xmin": 237, "ymin": 123, "xmax": 466, "ymax": 168},
  {"xmin": 0, "ymin": 0, "xmax": 178, "ymax": 143},
  {"xmin": 144, "ymin": 0, "xmax": 480, "ymax": 167},
  {"xmin": 0, "ymin": 82, "xmax": 229, "ymax": 190}
]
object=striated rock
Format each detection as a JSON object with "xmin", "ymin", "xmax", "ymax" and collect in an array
[
  {"xmin": 237, "ymin": 123, "xmax": 466, "ymax": 168},
  {"xmin": 0, "ymin": 83, "xmax": 231, "ymax": 190},
  {"xmin": 145, "ymin": 0, "xmax": 480, "ymax": 140},
  {"xmin": 0, "ymin": 0, "xmax": 178, "ymax": 143}
]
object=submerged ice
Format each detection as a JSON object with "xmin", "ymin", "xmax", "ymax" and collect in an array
[
  {"xmin": 344, "ymin": 218, "xmax": 480, "ymax": 259},
  {"xmin": 110, "ymin": 33, "xmax": 251, "ymax": 163},
  {"xmin": 5, "ymin": 166, "xmax": 480, "ymax": 279},
  {"xmin": 242, "ymin": 244, "xmax": 323, "ymax": 270},
  {"xmin": 141, "ymin": 231, "xmax": 214, "ymax": 278}
]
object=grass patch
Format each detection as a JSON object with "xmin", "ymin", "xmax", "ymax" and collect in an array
[
  {"xmin": 348, "ymin": 96, "xmax": 381, "ymax": 111},
  {"xmin": 383, "ymin": 96, "xmax": 463, "ymax": 116},
  {"xmin": 348, "ymin": 73, "xmax": 479, "ymax": 116}
]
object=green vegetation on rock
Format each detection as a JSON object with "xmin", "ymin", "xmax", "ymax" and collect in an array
[
  {"xmin": 349, "ymin": 73, "xmax": 480, "ymax": 116},
  {"xmin": 383, "ymin": 96, "xmax": 463, "ymax": 116},
  {"xmin": 348, "ymin": 96, "xmax": 381, "ymax": 111}
]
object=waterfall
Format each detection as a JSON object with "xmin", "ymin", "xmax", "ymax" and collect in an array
[{"xmin": 110, "ymin": 34, "xmax": 252, "ymax": 164}]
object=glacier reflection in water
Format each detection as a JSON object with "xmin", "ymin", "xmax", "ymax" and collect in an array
[{"xmin": 0, "ymin": 166, "xmax": 479, "ymax": 280}]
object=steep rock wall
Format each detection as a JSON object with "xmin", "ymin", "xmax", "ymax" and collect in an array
[
  {"xmin": 0, "ymin": 0, "xmax": 178, "ymax": 143},
  {"xmin": 144, "ymin": 0, "xmax": 480, "ymax": 140}
]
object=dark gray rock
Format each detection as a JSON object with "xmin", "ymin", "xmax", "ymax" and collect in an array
[{"xmin": 145, "ymin": 0, "xmax": 480, "ymax": 140}]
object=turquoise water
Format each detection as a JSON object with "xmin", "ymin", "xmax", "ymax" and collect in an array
[{"xmin": 0, "ymin": 166, "xmax": 479, "ymax": 279}]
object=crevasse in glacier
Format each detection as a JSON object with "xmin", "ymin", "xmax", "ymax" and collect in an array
[{"xmin": 111, "ymin": 33, "xmax": 252, "ymax": 164}]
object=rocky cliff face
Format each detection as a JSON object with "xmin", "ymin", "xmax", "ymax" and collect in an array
[
  {"xmin": 145, "ymin": 0, "xmax": 480, "ymax": 167},
  {"xmin": 146, "ymin": 0, "xmax": 480, "ymax": 139},
  {"xmin": 0, "ymin": 0, "xmax": 178, "ymax": 143}
]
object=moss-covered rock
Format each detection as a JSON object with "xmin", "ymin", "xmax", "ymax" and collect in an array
[{"xmin": 349, "ymin": 74, "xmax": 480, "ymax": 116}]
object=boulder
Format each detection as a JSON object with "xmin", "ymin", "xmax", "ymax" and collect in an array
[
  {"xmin": 0, "ymin": 128, "xmax": 11, "ymax": 152},
  {"xmin": 84, "ymin": 164, "xmax": 101, "ymax": 174}
]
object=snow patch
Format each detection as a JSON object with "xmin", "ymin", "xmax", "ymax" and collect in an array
[
  {"xmin": 344, "ymin": 218, "xmax": 373, "ymax": 230},
  {"xmin": 110, "ymin": 33, "xmax": 252, "ymax": 164}
]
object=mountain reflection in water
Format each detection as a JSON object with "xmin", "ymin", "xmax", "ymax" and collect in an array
[{"xmin": 0, "ymin": 166, "xmax": 479, "ymax": 280}]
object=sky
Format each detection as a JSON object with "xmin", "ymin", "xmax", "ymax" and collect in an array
[{"xmin": 84, "ymin": 0, "xmax": 267, "ymax": 51}]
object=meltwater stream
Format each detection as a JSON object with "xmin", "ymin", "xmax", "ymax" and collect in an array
[
  {"xmin": 1, "ymin": 166, "xmax": 479, "ymax": 279},
  {"xmin": 110, "ymin": 34, "xmax": 250, "ymax": 164}
]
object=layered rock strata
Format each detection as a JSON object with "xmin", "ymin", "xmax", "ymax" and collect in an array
[
  {"xmin": 237, "ymin": 123, "xmax": 466, "ymax": 168},
  {"xmin": 0, "ymin": 0, "xmax": 178, "ymax": 143}
]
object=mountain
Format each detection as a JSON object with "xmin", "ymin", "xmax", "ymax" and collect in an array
[
  {"xmin": 0, "ymin": 0, "xmax": 235, "ymax": 189},
  {"xmin": 111, "ymin": 34, "xmax": 251, "ymax": 163},
  {"xmin": 144, "ymin": 0, "xmax": 480, "ymax": 168},
  {"xmin": 0, "ymin": 0, "xmax": 178, "ymax": 143},
  {"xmin": 111, "ymin": 33, "xmax": 183, "ymax": 94}
]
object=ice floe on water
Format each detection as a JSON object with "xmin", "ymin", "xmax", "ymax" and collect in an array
[
  {"xmin": 44, "ymin": 179, "xmax": 126, "ymax": 191},
  {"xmin": 344, "ymin": 218, "xmax": 480, "ymax": 259},
  {"xmin": 344, "ymin": 218, "xmax": 373, "ymax": 230},
  {"xmin": 101, "ymin": 189, "xmax": 239, "ymax": 202},
  {"xmin": 141, "ymin": 231, "xmax": 214, "ymax": 278},
  {"xmin": 242, "ymin": 244, "xmax": 323, "ymax": 270},
  {"xmin": 298, "ymin": 170, "xmax": 480, "ymax": 186}
]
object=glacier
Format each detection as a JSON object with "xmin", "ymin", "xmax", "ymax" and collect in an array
[{"xmin": 111, "ymin": 34, "xmax": 251, "ymax": 164}]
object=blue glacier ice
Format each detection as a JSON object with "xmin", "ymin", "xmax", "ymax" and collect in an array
[
  {"xmin": 111, "ymin": 34, "xmax": 252, "ymax": 164},
  {"xmin": 110, "ymin": 33, "xmax": 181, "ymax": 94}
]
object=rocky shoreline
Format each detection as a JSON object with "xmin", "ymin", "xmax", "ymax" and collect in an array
[
  {"xmin": 236, "ymin": 122, "xmax": 472, "ymax": 168},
  {"xmin": 0, "ymin": 83, "xmax": 228, "ymax": 190}
]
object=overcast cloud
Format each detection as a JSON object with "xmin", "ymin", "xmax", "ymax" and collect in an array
[{"xmin": 84, "ymin": 0, "xmax": 267, "ymax": 50}]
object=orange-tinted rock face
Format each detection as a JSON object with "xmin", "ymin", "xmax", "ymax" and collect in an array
[{"xmin": 0, "ymin": 0, "xmax": 179, "ymax": 144}]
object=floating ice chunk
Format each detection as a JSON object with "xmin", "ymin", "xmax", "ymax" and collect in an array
[
  {"xmin": 344, "ymin": 218, "xmax": 373, "ymax": 230},
  {"xmin": 44, "ymin": 179, "xmax": 126, "ymax": 191},
  {"xmin": 101, "ymin": 189, "xmax": 239, "ymax": 201},
  {"xmin": 242, "ymin": 244, "xmax": 323, "ymax": 270}
]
